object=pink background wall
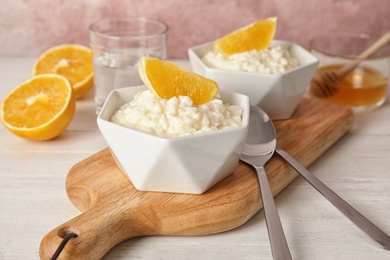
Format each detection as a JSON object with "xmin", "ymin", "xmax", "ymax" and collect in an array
[{"xmin": 1, "ymin": 0, "xmax": 389, "ymax": 59}]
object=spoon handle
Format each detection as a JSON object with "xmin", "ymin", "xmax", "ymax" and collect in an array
[
  {"xmin": 253, "ymin": 165, "xmax": 292, "ymax": 260},
  {"xmin": 275, "ymin": 148, "xmax": 390, "ymax": 250}
]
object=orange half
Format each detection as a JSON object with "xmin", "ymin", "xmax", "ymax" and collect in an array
[
  {"xmin": 1, "ymin": 74, "xmax": 76, "ymax": 140},
  {"xmin": 33, "ymin": 44, "xmax": 93, "ymax": 99}
]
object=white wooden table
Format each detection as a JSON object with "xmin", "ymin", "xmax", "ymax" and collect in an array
[{"xmin": 1, "ymin": 57, "xmax": 390, "ymax": 260}]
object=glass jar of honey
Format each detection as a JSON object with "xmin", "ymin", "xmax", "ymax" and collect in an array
[{"xmin": 309, "ymin": 33, "xmax": 390, "ymax": 112}]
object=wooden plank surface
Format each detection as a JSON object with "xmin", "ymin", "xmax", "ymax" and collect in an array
[{"xmin": 39, "ymin": 98, "xmax": 354, "ymax": 259}]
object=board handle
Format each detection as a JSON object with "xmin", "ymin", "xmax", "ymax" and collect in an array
[{"xmin": 39, "ymin": 207, "xmax": 143, "ymax": 259}]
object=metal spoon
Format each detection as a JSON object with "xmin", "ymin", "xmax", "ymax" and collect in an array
[
  {"xmin": 240, "ymin": 106, "xmax": 292, "ymax": 260},
  {"xmin": 250, "ymin": 105, "xmax": 390, "ymax": 250}
]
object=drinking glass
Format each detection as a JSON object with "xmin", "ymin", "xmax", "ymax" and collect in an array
[
  {"xmin": 89, "ymin": 16, "xmax": 169, "ymax": 113},
  {"xmin": 309, "ymin": 33, "xmax": 390, "ymax": 112}
]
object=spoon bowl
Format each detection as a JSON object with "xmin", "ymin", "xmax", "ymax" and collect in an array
[{"xmin": 240, "ymin": 106, "xmax": 292, "ymax": 260}]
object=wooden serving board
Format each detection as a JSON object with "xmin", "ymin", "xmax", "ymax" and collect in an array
[{"xmin": 40, "ymin": 98, "xmax": 354, "ymax": 259}]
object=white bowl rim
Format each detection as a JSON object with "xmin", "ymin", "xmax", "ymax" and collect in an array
[
  {"xmin": 97, "ymin": 86, "xmax": 250, "ymax": 142},
  {"xmin": 188, "ymin": 39, "xmax": 319, "ymax": 77}
]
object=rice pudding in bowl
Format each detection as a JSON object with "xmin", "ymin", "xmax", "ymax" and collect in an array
[
  {"xmin": 188, "ymin": 40, "xmax": 319, "ymax": 119},
  {"xmin": 97, "ymin": 85, "xmax": 249, "ymax": 194},
  {"xmin": 202, "ymin": 45, "xmax": 299, "ymax": 74},
  {"xmin": 110, "ymin": 89, "xmax": 243, "ymax": 138}
]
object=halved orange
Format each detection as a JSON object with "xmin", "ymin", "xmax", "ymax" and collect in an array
[
  {"xmin": 0, "ymin": 74, "xmax": 76, "ymax": 141},
  {"xmin": 138, "ymin": 56, "xmax": 219, "ymax": 105},
  {"xmin": 32, "ymin": 44, "xmax": 93, "ymax": 99},
  {"xmin": 214, "ymin": 17, "xmax": 277, "ymax": 56}
]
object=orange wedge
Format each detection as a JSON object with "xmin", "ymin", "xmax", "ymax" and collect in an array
[
  {"xmin": 214, "ymin": 17, "xmax": 277, "ymax": 56},
  {"xmin": 138, "ymin": 56, "xmax": 219, "ymax": 105},
  {"xmin": 32, "ymin": 44, "xmax": 93, "ymax": 99},
  {"xmin": 0, "ymin": 74, "xmax": 76, "ymax": 141}
]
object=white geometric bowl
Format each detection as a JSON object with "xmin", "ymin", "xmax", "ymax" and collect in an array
[
  {"xmin": 97, "ymin": 85, "xmax": 250, "ymax": 194},
  {"xmin": 188, "ymin": 40, "xmax": 319, "ymax": 120}
]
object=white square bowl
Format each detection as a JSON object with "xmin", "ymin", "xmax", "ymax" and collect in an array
[
  {"xmin": 97, "ymin": 85, "xmax": 250, "ymax": 194},
  {"xmin": 188, "ymin": 40, "xmax": 319, "ymax": 120}
]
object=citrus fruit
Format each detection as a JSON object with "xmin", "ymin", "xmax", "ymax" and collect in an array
[
  {"xmin": 213, "ymin": 17, "xmax": 277, "ymax": 56},
  {"xmin": 138, "ymin": 56, "xmax": 219, "ymax": 105},
  {"xmin": 0, "ymin": 74, "xmax": 76, "ymax": 141},
  {"xmin": 32, "ymin": 44, "xmax": 93, "ymax": 99}
]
